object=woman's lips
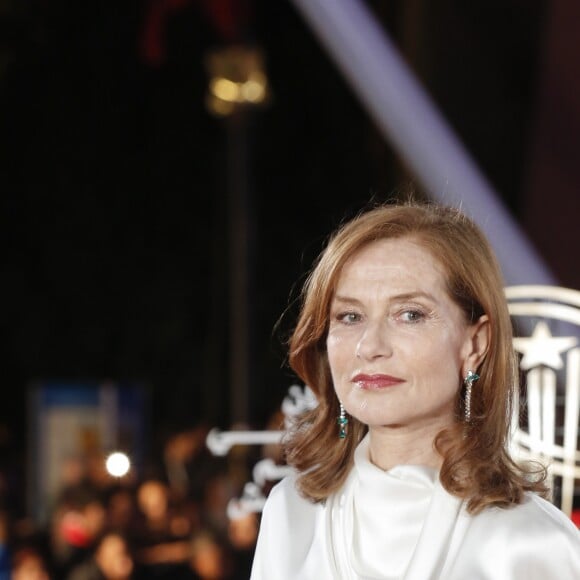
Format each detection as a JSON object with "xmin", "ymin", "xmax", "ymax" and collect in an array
[{"xmin": 352, "ymin": 373, "xmax": 405, "ymax": 390}]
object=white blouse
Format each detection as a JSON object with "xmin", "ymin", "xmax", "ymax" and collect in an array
[{"xmin": 251, "ymin": 435, "xmax": 580, "ymax": 579}]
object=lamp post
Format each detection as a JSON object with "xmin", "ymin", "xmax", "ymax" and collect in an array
[{"xmin": 205, "ymin": 47, "xmax": 269, "ymax": 425}]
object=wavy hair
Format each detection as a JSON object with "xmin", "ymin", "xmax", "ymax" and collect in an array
[{"xmin": 284, "ymin": 201, "xmax": 546, "ymax": 514}]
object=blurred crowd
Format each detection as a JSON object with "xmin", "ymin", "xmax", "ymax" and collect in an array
[{"xmin": 0, "ymin": 422, "xmax": 276, "ymax": 580}]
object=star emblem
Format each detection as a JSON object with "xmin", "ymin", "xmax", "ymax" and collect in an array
[{"xmin": 513, "ymin": 321, "xmax": 578, "ymax": 370}]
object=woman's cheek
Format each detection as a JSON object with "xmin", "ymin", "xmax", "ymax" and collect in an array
[{"xmin": 327, "ymin": 330, "xmax": 347, "ymax": 356}]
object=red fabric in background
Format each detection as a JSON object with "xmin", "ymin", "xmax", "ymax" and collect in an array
[{"xmin": 140, "ymin": 0, "xmax": 251, "ymax": 66}]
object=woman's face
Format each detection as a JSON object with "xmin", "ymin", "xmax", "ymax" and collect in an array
[{"xmin": 326, "ymin": 236, "xmax": 478, "ymax": 433}]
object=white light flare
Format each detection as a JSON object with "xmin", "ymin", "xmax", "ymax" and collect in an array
[{"xmin": 105, "ymin": 452, "xmax": 131, "ymax": 478}]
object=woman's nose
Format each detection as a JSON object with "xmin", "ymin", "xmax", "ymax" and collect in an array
[{"xmin": 355, "ymin": 320, "xmax": 392, "ymax": 360}]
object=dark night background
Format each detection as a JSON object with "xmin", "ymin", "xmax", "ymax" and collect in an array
[{"xmin": 1, "ymin": 0, "xmax": 579, "ymax": 517}]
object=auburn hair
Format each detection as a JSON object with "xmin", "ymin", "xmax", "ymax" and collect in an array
[{"xmin": 284, "ymin": 201, "xmax": 546, "ymax": 514}]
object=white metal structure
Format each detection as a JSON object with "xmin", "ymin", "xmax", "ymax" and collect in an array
[
  {"xmin": 206, "ymin": 385, "xmax": 316, "ymax": 518},
  {"xmin": 508, "ymin": 285, "xmax": 580, "ymax": 517}
]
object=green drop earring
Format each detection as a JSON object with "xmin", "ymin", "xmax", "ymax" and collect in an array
[{"xmin": 338, "ymin": 402, "xmax": 348, "ymax": 439}]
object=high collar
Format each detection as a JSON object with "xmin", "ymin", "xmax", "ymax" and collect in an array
[{"xmin": 349, "ymin": 434, "xmax": 439, "ymax": 578}]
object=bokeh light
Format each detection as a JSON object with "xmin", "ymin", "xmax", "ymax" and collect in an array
[{"xmin": 105, "ymin": 452, "xmax": 131, "ymax": 478}]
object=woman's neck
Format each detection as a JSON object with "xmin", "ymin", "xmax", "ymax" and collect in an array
[{"xmin": 367, "ymin": 420, "xmax": 448, "ymax": 471}]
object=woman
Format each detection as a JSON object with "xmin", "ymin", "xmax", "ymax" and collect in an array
[{"xmin": 251, "ymin": 202, "xmax": 580, "ymax": 579}]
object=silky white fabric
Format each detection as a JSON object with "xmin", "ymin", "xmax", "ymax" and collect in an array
[{"xmin": 251, "ymin": 435, "xmax": 580, "ymax": 579}]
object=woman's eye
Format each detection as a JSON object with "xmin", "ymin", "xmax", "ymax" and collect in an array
[
  {"xmin": 337, "ymin": 311, "xmax": 361, "ymax": 324},
  {"xmin": 400, "ymin": 309, "xmax": 424, "ymax": 323}
]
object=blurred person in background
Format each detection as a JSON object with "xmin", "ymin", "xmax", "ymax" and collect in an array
[
  {"xmin": 199, "ymin": 475, "xmax": 234, "ymax": 539},
  {"xmin": 189, "ymin": 530, "xmax": 233, "ymax": 580},
  {"xmin": 67, "ymin": 530, "xmax": 134, "ymax": 580},
  {"xmin": 49, "ymin": 487, "xmax": 107, "ymax": 577},
  {"xmin": 163, "ymin": 425, "xmax": 228, "ymax": 512},
  {"xmin": 0, "ymin": 509, "xmax": 10, "ymax": 579},
  {"xmin": 132, "ymin": 479, "xmax": 192, "ymax": 579},
  {"xmin": 104, "ymin": 486, "xmax": 137, "ymax": 537},
  {"xmin": 10, "ymin": 545, "xmax": 51, "ymax": 580},
  {"xmin": 227, "ymin": 513, "xmax": 257, "ymax": 579}
]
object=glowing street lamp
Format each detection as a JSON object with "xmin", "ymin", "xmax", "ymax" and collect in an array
[{"xmin": 205, "ymin": 46, "xmax": 269, "ymax": 117}]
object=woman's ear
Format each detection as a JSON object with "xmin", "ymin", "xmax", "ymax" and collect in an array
[{"xmin": 462, "ymin": 314, "xmax": 490, "ymax": 374}]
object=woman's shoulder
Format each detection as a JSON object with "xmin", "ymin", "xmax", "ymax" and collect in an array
[
  {"xmin": 448, "ymin": 495, "xmax": 580, "ymax": 579},
  {"xmin": 522, "ymin": 493, "xmax": 580, "ymax": 534},
  {"xmin": 252, "ymin": 472, "xmax": 331, "ymax": 579},
  {"xmin": 263, "ymin": 472, "xmax": 320, "ymax": 516},
  {"xmin": 479, "ymin": 493, "xmax": 579, "ymax": 537},
  {"xmin": 466, "ymin": 493, "xmax": 580, "ymax": 564}
]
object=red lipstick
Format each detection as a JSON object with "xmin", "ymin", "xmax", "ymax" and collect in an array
[{"xmin": 352, "ymin": 373, "xmax": 405, "ymax": 390}]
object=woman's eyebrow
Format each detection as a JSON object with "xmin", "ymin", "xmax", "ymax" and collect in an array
[
  {"xmin": 331, "ymin": 295, "xmax": 363, "ymax": 306},
  {"xmin": 332, "ymin": 291, "xmax": 438, "ymax": 305},
  {"xmin": 389, "ymin": 291, "xmax": 438, "ymax": 303}
]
